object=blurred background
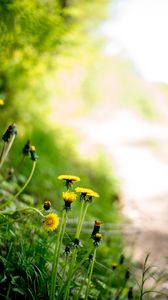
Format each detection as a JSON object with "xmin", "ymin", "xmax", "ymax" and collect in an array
[{"xmin": 0, "ymin": 0, "xmax": 168, "ymax": 268}]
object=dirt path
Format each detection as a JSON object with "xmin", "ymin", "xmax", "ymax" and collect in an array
[{"xmin": 61, "ymin": 105, "xmax": 168, "ymax": 269}]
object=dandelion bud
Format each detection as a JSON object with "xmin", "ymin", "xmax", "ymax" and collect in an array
[
  {"xmin": 2, "ymin": 124, "xmax": 17, "ymax": 142},
  {"xmin": 65, "ymin": 246, "xmax": 71, "ymax": 255},
  {"xmin": 30, "ymin": 145, "xmax": 38, "ymax": 161},
  {"xmin": 88, "ymin": 254, "xmax": 93, "ymax": 261},
  {"xmin": 128, "ymin": 287, "xmax": 133, "ymax": 299},
  {"xmin": 125, "ymin": 270, "xmax": 130, "ymax": 280},
  {"xmin": 73, "ymin": 238, "xmax": 80, "ymax": 248},
  {"xmin": 43, "ymin": 200, "xmax": 51, "ymax": 210},
  {"xmin": 111, "ymin": 263, "xmax": 118, "ymax": 270},
  {"xmin": 22, "ymin": 140, "xmax": 31, "ymax": 156},
  {"xmin": 93, "ymin": 233, "xmax": 102, "ymax": 246},
  {"xmin": 119, "ymin": 254, "xmax": 125, "ymax": 265},
  {"xmin": 8, "ymin": 168, "xmax": 15, "ymax": 178},
  {"xmin": 91, "ymin": 220, "xmax": 103, "ymax": 238}
]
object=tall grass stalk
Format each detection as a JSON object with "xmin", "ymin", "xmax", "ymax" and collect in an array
[{"xmin": 139, "ymin": 254, "xmax": 150, "ymax": 300}]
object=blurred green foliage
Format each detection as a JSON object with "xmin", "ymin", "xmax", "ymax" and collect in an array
[
  {"xmin": 0, "ymin": 0, "xmax": 119, "ymax": 219},
  {"xmin": 0, "ymin": 0, "xmax": 109, "ymax": 123}
]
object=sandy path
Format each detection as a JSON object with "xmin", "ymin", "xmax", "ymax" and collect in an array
[{"xmin": 62, "ymin": 106, "xmax": 168, "ymax": 269}]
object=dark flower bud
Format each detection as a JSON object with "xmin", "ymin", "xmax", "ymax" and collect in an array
[
  {"xmin": 91, "ymin": 220, "xmax": 103, "ymax": 238},
  {"xmin": 111, "ymin": 263, "xmax": 118, "ymax": 270},
  {"xmin": 2, "ymin": 124, "xmax": 17, "ymax": 142},
  {"xmin": 93, "ymin": 233, "xmax": 102, "ymax": 246},
  {"xmin": 8, "ymin": 168, "xmax": 14, "ymax": 176},
  {"xmin": 128, "ymin": 287, "xmax": 133, "ymax": 299},
  {"xmin": 30, "ymin": 145, "xmax": 38, "ymax": 161},
  {"xmin": 88, "ymin": 254, "xmax": 93, "ymax": 261},
  {"xmin": 125, "ymin": 270, "xmax": 130, "ymax": 280},
  {"xmin": 119, "ymin": 254, "xmax": 125, "ymax": 265},
  {"xmin": 73, "ymin": 238, "xmax": 80, "ymax": 248},
  {"xmin": 65, "ymin": 246, "xmax": 71, "ymax": 255},
  {"xmin": 43, "ymin": 200, "xmax": 51, "ymax": 210},
  {"xmin": 22, "ymin": 140, "xmax": 31, "ymax": 156}
]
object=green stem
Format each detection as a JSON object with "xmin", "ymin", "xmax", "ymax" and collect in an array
[
  {"xmin": 0, "ymin": 207, "xmax": 44, "ymax": 227},
  {"xmin": 0, "ymin": 161, "xmax": 36, "ymax": 209},
  {"xmin": 57, "ymin": 254, "xmax": 69, "ymax": 300},
  {"xmin": 14, "ymin": 155, "xmax": 25, "ymax": 174},
  {"xmin": 63, "ymin": 201, "xmax": 90, "ymax": 299},
  {"xmin": 0, "ymin": 142, "xmax": 6, "ymax": 165},
  {"xmin": 73, "ymin": 249, "xmax": 91, "ymax": 274},
  {"xmin": 0, "ymin": 134, "xmax": 16, "ymax": 170},
  {"xmin": 14, "ymin": 160, "xmax": 36, "ymax": 199},
  {"xmin": 0, "ymin": 155, "xmax": 26, "ymax": 184},
  {"xmin": 78, "ymin": 202, "xmax": 89, "ymax": 237},
  {"xmin": 50, "ymin": 209, "xmax": 67, "ymax": 300},
  {"xmin": 76, "ymin": 263, "xmax": 91, "ymax": 300},
  {"xmin": 84, "ymin": 247, "xmax": 97, "ymax": 300},
  {"xmin": 75, "ymin": 199, "xmax": 85, "ymax": 238},
  {"xmin": 63, "ymin": 248, "xmax": 78, "ymax": 300},
  {"xmin": 0, "ymin": 207, "xmax": 44, "ymax": 217}
]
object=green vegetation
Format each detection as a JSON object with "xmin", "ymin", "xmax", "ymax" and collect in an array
[
  {"xmin": 0, "ymin": 1, "xmax": 167, "ymax": 299},
  {"xmin": 0, "ymin": 124, "xmax": 167, "ymax": 299}
]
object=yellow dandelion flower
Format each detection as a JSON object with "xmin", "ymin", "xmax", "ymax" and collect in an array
[
  {"xmin": 63, "ymin": 192, "xmax": 77, "ymax": 203},
  {"xmin": 58, "ymin": 175, "xmax": 80, "ymax": 189},
  {"xmin": 62, "ymin": 192, "xmax": 77, "ymax": 210},
  {"xmin": 75, "ymin": 187, "xmax": 91, "ymax": 195},
  {"xmin": 58, "ymin": 175, "xmax": 80, "ymax": 182},
  {"xmin": 75, "ymin": 187, "xmax": 99, "ymax": 201},
  {"xmin": 0, "ymin": 99, "xmax": 4, "ymax": 105},
  {"xmin": 43, "ymin": 213, "xmax": 59, "ymax": 231}
]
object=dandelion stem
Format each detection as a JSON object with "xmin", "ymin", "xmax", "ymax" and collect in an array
[
  {"xmin": 76, "ymin": 263, "xmax": 91, "ymax": 300},
  {"xmin": 14, "ymin": 155, "xmax": 25, "ymax": 174},
  {"xmin": 0, "ymin": 161, "xmax": 36, "ymax": 209},
  {"xmin": 75, "ymin": 198, "xmax": 85, "ymax": 238},
  {"xmin": 57, "ymin": 254, "xmax": 69, "ymax": 300},
  {"xmin": 0, "ymin": 134, "xmax": 16, "ymax": 170},
  {"xmin": 14, "ymin": 160, "xmax": 36, "ymax": 199},
  {"xmin": 0, "ymin": 142, "xmax": 6, "ymax": 165},
  {"xmin": 78, "ymin": 202, "xmax": 89, "ymax": 236},
  {"xmin": 63, "ymin": 200, "xmax": 90, "ymax": 299},
  {"xmin": 63, "ymin": 248, "xmax": 78, "ymax": 300},
  {"xmin": 84, "ymin": 247, "xmax": 97, "ymax": 300},
  {"xmin": 50, "ymin": 209, "xmax": 67, "ymax": 300},
  {"xmin": 0, "ymin": 207, "xmax": 44, "ymax": 217}
]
